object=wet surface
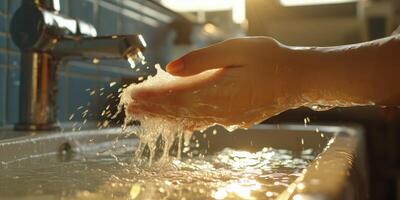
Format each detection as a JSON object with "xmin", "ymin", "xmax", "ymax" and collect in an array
[{"xmin": 0, "ymin": 147, "xmax": 317, "ymax": 200}]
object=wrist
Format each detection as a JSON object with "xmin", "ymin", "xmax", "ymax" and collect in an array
[
  {"xmin": 285, "ymin": 45, "xmax": 375, "ymax": 107},
  {"xmin": 272, "ymin": 44, "xmax": 307, "ymax": 108}
]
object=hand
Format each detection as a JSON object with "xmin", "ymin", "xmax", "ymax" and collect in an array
[{"xmin": 125, "ymin": 37, "xmax": 302, "ymax": 130}]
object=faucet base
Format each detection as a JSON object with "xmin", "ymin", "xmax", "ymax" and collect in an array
[
  {"xmin": 14, "ymin": 123, "xmax": 60, "ymax": 131},
  {"xmin": 16, "ymin": 52, "xmax": 59, "ymax": 131}
]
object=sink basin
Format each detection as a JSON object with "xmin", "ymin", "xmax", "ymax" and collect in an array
[{"xmin": 0, "ymin": 124, "xmax": 368, "ymax": 200}]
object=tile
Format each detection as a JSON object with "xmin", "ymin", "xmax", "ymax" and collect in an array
[
  {"xmin": 8, "ymin": 51, "xmax": 20, "ymax": 68},
  {"xmin": 8, "ymin": 37, "xmax": 18, "ymax": 52},
  {"xmin": 67, "ymin": 61, "xmax": 99, "ymax": 76},
  {"xmin": 0, "ymin": 15, "xmax": 7, "ymax": 33},
  {"xmin": 95, "ymin": 80, "xmax": 120, "ymax": 122},
  {"xmin": 67, "ymin": 76, "xmax": 100, "ymax": 121},
  {"xmin": 0, "ymin": 33, "xmax": 7, "ymax": 49},
  {"xmin": 148, "ymin": 30, "xmax": 175, "ymax": 65},
  {"xmin": 0, "ymin": 67, "xmax": 6, "ymax": 125},
  {"xmin": 121, "ymin": 16, "xmax": 139, "ymax": 35},
  {"xmin": 57, "ymin": 72, "xmax": 68, "ymax": 121},
  {"xmin": 6, "ymin": 67, "xmax": 20, "ymax": 124},
  {"xmin": 96, "ymin": 69, "xmax": 120, "ymax": 80},
  {"xmin": 98, "ymin": 6, "xmax": 120, "ymax": 35},
  {"xmin": 0, "ymin": 50, "xmax": 7, "ymax": 65},
  {"xmin": 98, "ymin": 59, "xmax": 130, "ymax": 68},
  {"xmin": 0, "ymin": 1, "xmax": 6, "ymax": 14},
  {"xmin": 8, "ymin": 0, "xmax": 21, "ymax": 15},
  {"xmin": 96, "ymin": 79, "xmax": 122, "ymax": 121},
  {"xmin": 69, "ymin": 0, "xmax": 94, "ymax": 25},
  {"xmin": 59, "ymin": 0, "xmax": 69, "ymax": 15}
]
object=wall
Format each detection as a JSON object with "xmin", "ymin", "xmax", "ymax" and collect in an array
[
  {"xmin": 246, "ymin": 0, "xmax": 365, "ymax": 46},
  {"xmin": 0, "ymin": 0, "xmax": 180, "ymax": 126}
]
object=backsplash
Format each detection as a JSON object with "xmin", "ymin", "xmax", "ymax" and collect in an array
[{"xmin": 0, "ymin": 0, "xmax": 179, "ymax": 126}]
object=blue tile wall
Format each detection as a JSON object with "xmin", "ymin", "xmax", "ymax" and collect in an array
[
  {"xmin": 6, "ymin": 67, "xmax": 20, "ymax": 124},
  {"xmin": 0, "ymin": 50, "xmax": 6, "ymax": 65},
  {"xmin": 0, "ymin": 0, "xmax": 179, "ymax": 126},
  {"xmin": 0, "ymin": 1, "xmax": 6, "ymax": 14},
  {"xmin": 8, "ymin": 0, "xmax": 21, "ymax": 15},
  {"xmin": 57, "ymin": 72, "xmax": 68, "ymax": 121},
  {"xmin": 0, "ymin": 34, "xmax": 7, "ymax": 50},
  {"xmin": 0, "ymin": 67, "xmax": 6, "ymax": 125},
  {"xmin": 98, "ymin": 6, "xmax": 120, "ymax": 35},
  {"xmin": 0, "ymin": 14, "xmax": 7, "ymax": 32},
  {"xmin": 70, "ymin": 1, "xmax": 95, "ymax": 25},
  {"xmin": 67, "ymin": 76, "xmax": 100, "ymax": 121}
]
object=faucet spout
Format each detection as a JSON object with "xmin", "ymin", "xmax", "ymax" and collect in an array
[
  {"xmin": 52, "ymin": 35, "xmax": 147, "ymax": 60},
  {"xmin": 10, "ymin": 0, "xmax": 147, "ymax": 131}
]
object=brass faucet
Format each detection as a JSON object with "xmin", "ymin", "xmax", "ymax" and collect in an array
[{"xmin": 10, "ymin": 0, "xmax": 146, "ymax": 131}]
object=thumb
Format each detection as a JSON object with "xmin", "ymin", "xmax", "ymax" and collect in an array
[{"xmin": 166, "ymin": 40, "xmax": 243, "ymax": 76}]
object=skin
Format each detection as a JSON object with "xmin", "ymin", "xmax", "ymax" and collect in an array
[{"xmin": 128, "ymin": 34, "xmax": 400, "ymax": 129}]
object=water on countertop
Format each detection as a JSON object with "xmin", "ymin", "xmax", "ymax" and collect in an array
[{"xmin": 0, "ymin": 147, "xmax": 317, "ymax": 200}]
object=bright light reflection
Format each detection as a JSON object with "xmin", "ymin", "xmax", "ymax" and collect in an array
[
  {"xmin": 138, "ymin": 35, "xmax": 147, "ymax": 47},
  {"xmin": 130, "ymin": 184, "xmax": 141, "ymax": 199},
  {"xmin": 293, "ymin": 194, "xmax": 305, "ymax": 200},
  {"xmin": 203, "ymin": 23, "xmax": 217, "ymax": 34},
  {"xmin": 232, "ymin": 0, "xmax": 246, "ymax": 24},
  {"xmin": 297, "ymin": 182, "xmax": 305, "ymax": 191},
  {"xmin": 161, "ymin": 0, "xmax": 247, "ymax": 24},
  {"xmin": 217, "ymin": 149, "xmax": 275, "ymax": 171},
  {"xmin": 280, "ymin": 0, "xmax": 356, "ymax": 6},
  {"xmin": 212, "ymin": 179, "xmax": 261, "ymax": 200},
  {"xmin": 128, "ymin": 57, "xmax": 136, "ymax": 69},
  {"xmin": 161, "ymin": 0, "xmax": 234, "ymax": 12}
]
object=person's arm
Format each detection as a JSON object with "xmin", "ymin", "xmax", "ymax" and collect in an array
[
  {"xmin": 284, "ymin": 34, "xmax": 400, "ymax": 107},
  {"xmin": 126, "ymin": 35, "xmax": 400, "ymax": 130},
  {"xmin": 167, "ymin": 35, "xmax": 400, "ymax": 108}
]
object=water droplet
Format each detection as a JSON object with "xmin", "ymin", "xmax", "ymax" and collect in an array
[
  {"xmin": 311, "ymin": 105, "xmax": 333, "ymax": 111},
  {"xmin": 92, "ymin": 58, "xmax": 100, "ymax": 64},
  {"xmin": 130, "ymin": 184, "xmax": 141, "ymax": 199},
  {"xmin": 128, "ymin": 58, "xmax": 136, "ymax": 69},
  {"xmin": 109, "ymin": 82, "xmax": 117, "ymax": 87},
  {"xmin": 266, "ymin": 191, "xmax": 273, "ymax": 197}
]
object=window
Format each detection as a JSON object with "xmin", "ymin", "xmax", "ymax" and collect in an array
[
  {"xmin": 160, "ymin": 0, "xmax": 246, "ymax": 24},
  {"xmin": 280, "ymin": 0, "xmax": 357, "ymax": 6}
]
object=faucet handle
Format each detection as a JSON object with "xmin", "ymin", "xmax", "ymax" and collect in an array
[{"xmin": 12, "ymin": 0, "xmax": 97, "ymax": 51}]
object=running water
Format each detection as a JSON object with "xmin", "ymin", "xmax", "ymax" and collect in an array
[{"xmin": 117, "ymin": 64, "xmax": 189, "ymax": 165}]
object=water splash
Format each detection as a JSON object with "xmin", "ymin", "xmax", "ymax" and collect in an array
[
  {"xmin": 127, "ymin": 50, "xmax": 146, "ymax": 69},
  {"xmin": 310, "ymin": 105, "xmax": 334, "ymax": 111},
  {"xmin": 0, "ymin": 147, "xmax": 316, "ymax": 200},
  {"xmin": 117, "ymin": 64, "xmax": 191, "ymax": 164}
]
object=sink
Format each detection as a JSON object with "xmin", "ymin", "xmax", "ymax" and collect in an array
[{"xmin": 0, "ymin": 124, "xmax": 368, "ymax": 200}]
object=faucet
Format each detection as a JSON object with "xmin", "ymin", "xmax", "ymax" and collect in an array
[{"xmin": 10, "ymin": 0, "xmax": 146, "ymax": 131}]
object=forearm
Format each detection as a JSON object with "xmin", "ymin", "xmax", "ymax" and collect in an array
[{"xmin": 284, "ymin": 35, "xmax": 400, "ymax": 107}]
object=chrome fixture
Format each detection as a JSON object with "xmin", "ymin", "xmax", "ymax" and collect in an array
[{"xmin": 10, "ymin": 0, "xmax": 146, "ymax": 131}]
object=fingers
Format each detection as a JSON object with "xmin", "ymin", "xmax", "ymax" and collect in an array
[
  {"xmin": 131, "ymin": 68, "xmax": 225, "ymax": 101},
  {"xmin": 166, "ymin": 39, "xmax": 244, "ymax": 76},
  {"xmin": 127, "ymin": 68, "xmax": 225, "ymax": 116}
]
